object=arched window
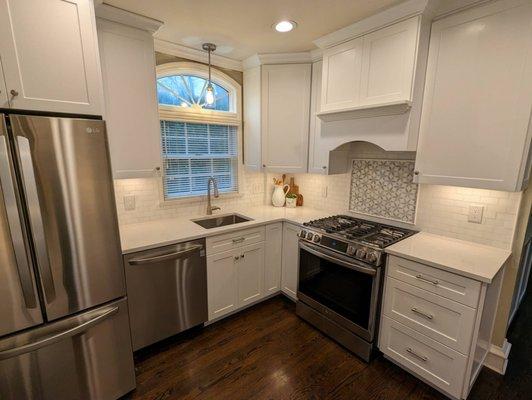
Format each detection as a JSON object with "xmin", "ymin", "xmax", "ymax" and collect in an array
[
  {"xmin": 156, "ymin": 62, "xmax": 242, "ymax": 200},
  {"xmin": 157, "ymin": 75, "xmax": 230, "ymax": 111}
]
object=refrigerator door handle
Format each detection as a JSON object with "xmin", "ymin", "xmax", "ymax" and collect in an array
[
  {"xmin": 0, "ymin": 130, "xmax": 37, "ymax": 309},
  {"xmin": 16, "ymin": 135, "xmax": 56, "ymax": 302},
  {"xmin": 0, "ymin": 305, "xmax": 119, "ymax": 360}
]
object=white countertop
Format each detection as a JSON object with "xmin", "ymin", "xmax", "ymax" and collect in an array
[
  {"xmin": 119, "ymin": 206, "xmax": 331, "ymax": 254},
  {"xmin": 385, "ymin": 232, "xmax": 511, "ymax": 283}
]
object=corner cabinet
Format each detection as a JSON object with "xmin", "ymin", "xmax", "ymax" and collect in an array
[
  {"xmin": 97, "ymin": 18, "xmax": 162, "ymax": 179},
  {"xmin": 243, "ymin": 63, "xmax": 311, "ymax": 173},
  {"xmin": 319, "ymin": 16, "xmax": 420, "ymax": 120},
  {"xmin": 414, "ymin": 0, "xmax": 532, "ymax": 191},
  {"xmin": 281, "ymin": 222, "xmax": 300, "ymax": 300},
  {"xmin": 0, "ymin": 0, "xmax": 103, "ymax": 115}
]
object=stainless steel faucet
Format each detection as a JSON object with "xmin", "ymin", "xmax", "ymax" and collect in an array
[{"xmin": 206, "ymin": 177, "xmax": 220, "ymax": 215}]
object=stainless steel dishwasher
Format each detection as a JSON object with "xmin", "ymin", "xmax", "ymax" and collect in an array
[{"xmin": 123, "ymin": 238, "xmax": 207, "ymax": 350}]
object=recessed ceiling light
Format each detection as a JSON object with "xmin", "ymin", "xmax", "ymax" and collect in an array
[{"xmin": 274, "ymin": 20, "xmax": 297, "ymax": 33}]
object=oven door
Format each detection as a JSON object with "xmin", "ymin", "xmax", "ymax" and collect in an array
[{"xmin": 297, "ymin": 241, "xmax": 381, "ymax": 342}]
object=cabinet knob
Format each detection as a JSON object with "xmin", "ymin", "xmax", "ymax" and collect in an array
[
  {"xmin": 10, "ymin": 89, "xmax": 18, "ymax": 97},
  {"xmin": 262, "ymin": 164, "xmax": 266, "ymax": 168},
  {"xmin": 234, "ymin": 255, "xmax": 240, "ymax": 261},
  {"xmin": 241, "ymin": 253, "xmax": 245, "ymax": 258},
  {"xmin": 322, "ymin": 166, "xmax": 327, "ymax": 170},
  {"xmin": 414, "ymin": 170, "xmax": 419, "ymax": 175}
]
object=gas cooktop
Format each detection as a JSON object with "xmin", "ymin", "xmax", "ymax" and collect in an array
[{"xmin": 299, "ymin": 215, "xmax": 417, "ymax": 266}]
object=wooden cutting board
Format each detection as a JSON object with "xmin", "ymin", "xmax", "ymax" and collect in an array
[{"xmin": 288, "ymin": 177, "xmax": 299, "ymax": 196}]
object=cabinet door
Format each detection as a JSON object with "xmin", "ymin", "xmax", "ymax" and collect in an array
[
  {"xmin": 0, "ymin": 0, "xmax": 103, "ymax": 115},
  {"xmin": 359, "ymin": 16, "xmax": 419, "ymax": 106},
  {"xmin": 243, "ymin": 66, "xmax": 262, "ymax": 171},
  {"xmin": 97, "ymin": 19, "xmax": 162, "ymax": 179},
  {"xmin": 0, "ymin": 59, "xmax": 8, "ymax": 108},
  {"xmin": 281, "ymin": 223, "xmax": 300, "ymax": 300},
  {"xmin": 308, "ymin": 60, "xmax": 329, "ymax": 174},
  {"xmin": 237, "ymin": 242, "xmax": 264, "ymax": 306},
  {"xmin": 414, "ymin": 0, "xmax": 532, "ymax": 191},
  {"xmin": 264, "ymin": 223, "xmax": 282, "ymax": 294},
  {"xmin": 261, "ymin": 64, "xmax": 311, "ymax": 173},
  {"xmin": 320, "ymin": 38, "xmax": 363, "ymax": 113},
  {"xmin": 207, "ymin": 249, "xmax": 238, "ymax": 321}
]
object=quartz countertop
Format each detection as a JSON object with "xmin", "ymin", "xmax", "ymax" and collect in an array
[
  {"xmin": 385, "ymin": 232, "xmax": 511, "ymax": 283},
  {"xmin": 119, "ymin": 206, "xmax": 332, "ymax": 254}
]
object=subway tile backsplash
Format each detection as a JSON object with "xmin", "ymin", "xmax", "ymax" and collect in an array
[{"xmin": 115, "ymin": 164, "xmax": 521, "ymax": 251}]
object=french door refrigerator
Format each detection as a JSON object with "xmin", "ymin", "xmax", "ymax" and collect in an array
[{"xmin": 0, "ymin": 113, "xmax": 135, "ymax": 400}]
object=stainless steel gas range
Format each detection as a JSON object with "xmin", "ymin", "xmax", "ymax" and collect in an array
[{"xmin": 295, "ymin": 215, "xmax": 416, "ymax": 361}]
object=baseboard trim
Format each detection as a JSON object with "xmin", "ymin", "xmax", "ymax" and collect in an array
[{"xmin": 484, "ymin": 339, "xmax": 512, "ymax": 375}]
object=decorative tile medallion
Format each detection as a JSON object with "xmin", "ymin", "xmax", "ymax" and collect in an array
[{"xmin": 349, "ymin": 159, "xmax": 418, "ymax": 223}]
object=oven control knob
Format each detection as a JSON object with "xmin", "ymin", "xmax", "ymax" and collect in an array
[
  {"xmin": 306, "ymin": 232, "xmax": 314, "ymax": 240},
  {"xmin": 355, "ymin": 249, "xmax": 366, "ymax": 259},
  {"xmin": 299, "ymin": 230, "xmax": 307, "ymax": 238},
  {"xmin": 312, "ymin": 235, "xmax": 321, "ymax": 243},
  {"xmin": 366, "ymin": 252, "xmax": 378, "ymax": 263},
  {"xmin": 347, "ymin": 246, "xmax": 355, "ymax": 256}
]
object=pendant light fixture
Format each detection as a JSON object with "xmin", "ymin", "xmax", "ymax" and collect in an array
[{"xmin": 202, "ymin": 43, "xmax": 217, "ymax": 105}]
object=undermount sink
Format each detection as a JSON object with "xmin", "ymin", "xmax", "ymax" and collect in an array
[{"xmin": 192, "ymin": 214, "xmax": 252, "ymax": 229}]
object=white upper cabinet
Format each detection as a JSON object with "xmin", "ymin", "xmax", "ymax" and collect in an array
[
  {"xmin": 308, "ymin": 60, "xmax": 329, "ymax": 174},
  {"xmin": 319, "ymin": 16, "xmax": 420, "ymax": 121},
  {"xmin": 0, "ymin": 0, "xmax": 103, "ymax": 115},
  {"xmin": 243, "ymin": 66, "xmax": 262, "ymax": 171},
  {"xmin": 359, "ymin": 17, "xmax": 419, "ymax": 107},
  {"xmin": 414, "ymin": 0, "xmax": 532, "ymax": 191},
  {"xmin": 97, "ymin": 18, "xmax": 162, "ymax": 179},
  {"xmin": 320, "ymin": 39, "xmax": 362, "ymax": 114},
  {"xmin": 261, "ymin": 64, "xmax": 311, "ymax": 173},
  {"xmin": 243, "ymin": 63, "xmax": 311, "ymax": 173}
]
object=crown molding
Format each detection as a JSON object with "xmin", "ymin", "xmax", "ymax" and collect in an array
[
  {"xmin": 313, "ymin": 0, "xmax": 432, "ymax": 49},
  {"xmin": 95, "ymin": 3, "xmax": 163, "ymax": 33},
  {"xmin": 154, "ymin": 39, "xmax": 244, "ymax": 71},
  {"xmin": 243, "ymin": 51, "xmax": 319, "ymax": 69}
]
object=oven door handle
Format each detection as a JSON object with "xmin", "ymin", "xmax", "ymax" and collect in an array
[{"xmin": 299, "ymin": 242, "xmax": 377, "ymax": 276}]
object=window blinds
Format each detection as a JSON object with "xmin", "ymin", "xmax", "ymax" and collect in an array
[{"xmin": 160, "ymin": 121, "xmax": 238, "ymax": 199}]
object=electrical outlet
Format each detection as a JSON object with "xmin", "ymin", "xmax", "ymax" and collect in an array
[
  {"xmin": 468, "ymin": 205, "xmax": 484, "ymax": 224},
  {"xmin": 322, "ymin": 185, "xmax": 328, "ymax": 198},
  {"xmin": 124, "ymin": 195, "xmax": 136, "ymax": 211}
]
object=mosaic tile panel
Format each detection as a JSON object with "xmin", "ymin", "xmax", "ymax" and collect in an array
[{"xmin": 349, "ymin": 159, "xmax": 418, "ymax": 223}]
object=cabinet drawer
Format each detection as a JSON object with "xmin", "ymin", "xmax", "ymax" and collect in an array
[
  {"xmin": 383, "ymin": 277, "xmax": 476, "ymax": 354},
  {"xmin": 387, "ymin": 255, "xmax": 481, "ymax": 308},
  {"xmin": 380, "ymin": 316, "xmax": 467, "ymax": 399},
  {"xmin": 206, "ymin": 226, "xmax": 265, "ymax": 255}
]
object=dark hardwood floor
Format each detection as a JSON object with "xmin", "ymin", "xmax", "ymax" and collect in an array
[{"xmin": 123, "ymin": 291, "xmax": 532, "ymax": 400}]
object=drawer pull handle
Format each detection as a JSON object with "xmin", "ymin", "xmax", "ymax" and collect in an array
[
  {"xmin": 416, "ymin": 274, "xmax": 439, "ymax": 285},
  {"xmin": 411, "ymin": 307, "xmax": 434, "ymax": 320},
  {"xmin": 406, "ymin": 347, "xmax": 428, "ymax": 362},
  {"xmin": 232, "ymin": 237, "xmax": 245, "ymax": 244}
]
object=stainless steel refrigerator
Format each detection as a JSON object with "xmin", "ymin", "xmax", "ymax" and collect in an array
[{"xmin": 0, "ymin": 113, "xmax": 135, "ymax": 399}]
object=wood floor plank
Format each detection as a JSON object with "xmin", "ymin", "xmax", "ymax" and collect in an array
[{"xmin": 123, "ymin": 293, "xmax": 532, "ymax": 400}]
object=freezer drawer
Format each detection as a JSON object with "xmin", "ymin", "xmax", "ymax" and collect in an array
[
  {"xmin": 0, "ymin": 298, "xmax": 135, "ymax": 400},
  {"xmin": 124, "ymin": 239, "xmax": 208, "ymax": 350}
]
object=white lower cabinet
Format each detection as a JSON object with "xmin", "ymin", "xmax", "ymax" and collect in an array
[
  {"xmin": 237, "ymin": 242, "xmax": 264, "ymax": 306},
  {"xmin": 379, "ymin": 255, "xmax": 504, "ymax": 400},
  {"xmin": 207, "ymin": 249, "xmax": 238, "ymax": 321},
  {"xmin": 281, "ymin": 223, "xmax": 300, "ymax": 300},
  {"xmin": 264, "ymin": 223, "xmax": 283, "ymax": 294}
]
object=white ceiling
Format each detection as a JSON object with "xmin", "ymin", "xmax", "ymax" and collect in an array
[{"xmin": 105, "ymin": 0, "xmax": 404, "ymax": 60}]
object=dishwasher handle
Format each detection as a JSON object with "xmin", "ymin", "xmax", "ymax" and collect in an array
[{"xmin": 129, "ymin": 245, "xmax": 204, "ymax": 265}]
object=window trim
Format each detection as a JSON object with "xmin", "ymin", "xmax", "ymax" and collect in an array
[{"xmin": 155, "ymin": 61, "xmax": 243, "ymax": 203}]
